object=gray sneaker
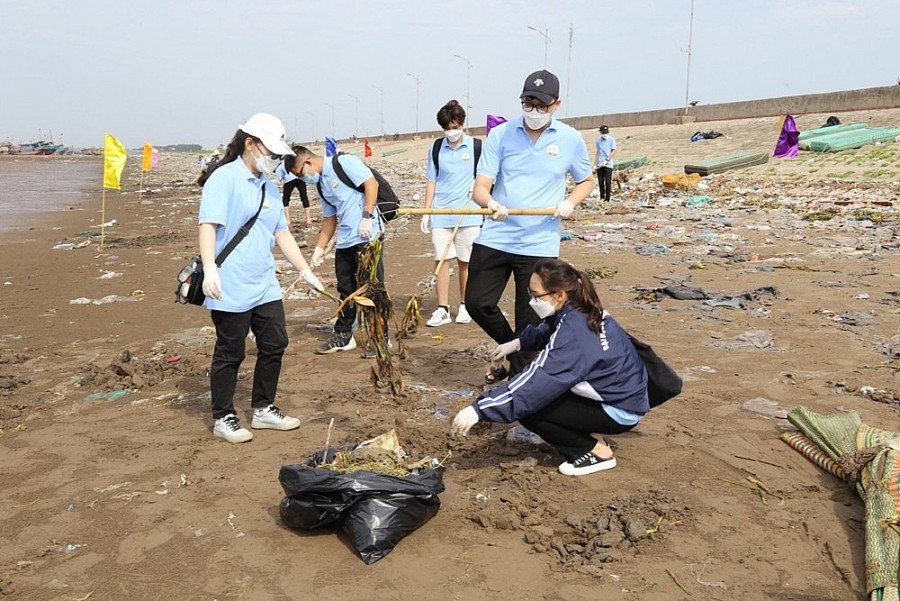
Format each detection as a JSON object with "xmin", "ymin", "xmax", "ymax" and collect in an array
[
  {"xmin": 213, "ymin": 414, "xmax": 253, "ymax": 444},
  {"xmin": 315, "ymin": 332, "xmax": 357, "ymax": 354}
]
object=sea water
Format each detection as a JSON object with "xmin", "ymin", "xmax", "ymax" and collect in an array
[{"xmin": 0, "ymin": 156, "xmax": 101, "ymax": 232}]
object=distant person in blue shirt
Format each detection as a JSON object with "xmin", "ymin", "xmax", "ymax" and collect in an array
[
  {"xmin": 284, "ymin": 145, "xmax": 384, "ymax": 355},
  {"xmin": 275, "ymin": 161, "xmax": 313, "ymax": 227},
  {"xmin": 197, "ymin": 113, "xmax": 324, "ymax": 444},
  {"xmin": 594, "ymin": 125, "xmax": 617, "ymax": 202},
  {"xmin": 451, "ymin": 258, "xmax": 649, "ymax": 477},
  {"xmin": 421, "ymin": 99, "xmax": 482, "ymax": 328},
  {"xmin": 469, "ymin": 69, "xmax": 593, "ymax": 383}
]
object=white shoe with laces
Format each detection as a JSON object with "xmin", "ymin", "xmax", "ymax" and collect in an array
[
  {"xmin": 213, "ymin": 414, "xmax": 253, "ymax": 443},
  {"xmin": 426, "ymin": 307, "xmax": 452, "ymax": 327},
  {"xmin": 455, "ymin": 304, "xmax": 471, "ymax": 324},
  {"xmin": 251, "ymin": 405, "xmax": 301, "ymax": 430}
]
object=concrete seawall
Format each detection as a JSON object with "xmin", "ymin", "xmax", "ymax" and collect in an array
[{"xmin": 362, "ymin": 85, "xmax": 900, "ymax": 143}]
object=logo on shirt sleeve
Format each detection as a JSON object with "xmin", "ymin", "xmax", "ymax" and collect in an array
[{"xmin": 547, "ymin": 144, "xmax": 560, "ymax": 157}]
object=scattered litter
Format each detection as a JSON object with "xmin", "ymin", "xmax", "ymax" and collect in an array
[
  {"xmin": 741, "ymin": 397, "xmax": 789, "ymax": 419},
  {"xmin": 70, "ymin": 295, "xmax": 144, "ymax": 305},
  {"xmin": 506, "ymin": 425, "xmax": 546, "ymax": 445},
  {"xmin": 84, "ymin": 390, "xmax": 130, "ymax": 402}
]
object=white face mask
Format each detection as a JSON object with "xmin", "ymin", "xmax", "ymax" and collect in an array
[
  {"xmin": 523, "ymin": 110, "xmax": 552, "ymax": 130},
  {"xmin": 529, "ymin": 296, "xmax": 557, "ymax": 319},
  {"xmin": 253, "ymin": 144, "xmax": 280, "ymax": 177},
  {"xmin": 600, "ymin": 134, "xmax": 609, "ymax": 140},
  {"xmin": 444, "ymin": 129, "xmax": 462, "ymax": 143},
  {"xmin": 444, "ymin": 129, "xmax": 463, "ymax": 143}
]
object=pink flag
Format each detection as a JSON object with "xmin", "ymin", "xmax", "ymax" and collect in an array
[{"xmin": 151, "ymin": 148, "xmax": 159, "ymax": 168}]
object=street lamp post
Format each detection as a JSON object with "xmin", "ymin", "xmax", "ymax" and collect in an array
[
  {"xmin": 407, "ymin": 73, "xmax": 421, "ymax": 138},
  {"xmin": 527, "ymin": 26, "xmax": 551, "ymax": 68},
  {"xmin": 453, "ymin": 54, "xmax": 472, "ymax": 130},
  {"xmin": 348, "ymin": 94, "xmax": 359, "ymax": 139},
  {"xmin": 684, "ymin": 0, "xmax": 695, "ymax": 114},
  {"xmin": 324, "ymin": 103, "xmax": 335, "ymax": 139},
  {"xmin": 371, "ymin": 85, "xmax": 385, "ymax": 138}
]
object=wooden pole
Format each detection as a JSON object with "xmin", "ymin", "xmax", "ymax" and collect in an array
[
  {"xmin": 398, "ymin": 207, "xmax": 557, "ymax": 216},
  {"xmin": 100, "ymin": 189, "xmax": 106, "ymax": 250}
]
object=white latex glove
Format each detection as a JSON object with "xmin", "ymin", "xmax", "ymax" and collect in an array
[
  {"xmin": 486, "ymin": 200, "xmax": 508, "ymax": 222},
  {"xmin": 359, "ymin": 217, "xmax": 374, "ymax": 239},
  {"xmin": 300, "ymin": 268, "xmax": 324, "ymax": 292},
  {"xmin": 554, "ymin": 200, "xmax": 575, "ymax": 219},
  {"xmin": 420, "ymin": 215, "xmax": 430, "ymax": 234},
  {"xmin": 451, "ymin": 406, "xmax": 480, "ymax": 438},
  {"xmin": 490, "ymin": 339, "xmax": 521, "ymax": 361},
  {"xmin": 311, "ymin": 246, "xmax": 325, "ymax": 268},
  {"xmin": 202, "ymin": 263, "xmax": 222, "ymax": 299}
]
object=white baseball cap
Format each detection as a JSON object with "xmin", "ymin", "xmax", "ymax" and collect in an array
[{"xmin": 239, "ymin": 113, "xmax": 295, "ymax": 156}]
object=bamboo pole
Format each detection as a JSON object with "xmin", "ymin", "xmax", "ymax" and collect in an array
[{"xmin": 398, "ymin": 207, "xmax": 557, "ymax": 215}]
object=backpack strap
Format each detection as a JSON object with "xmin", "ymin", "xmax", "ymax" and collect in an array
[
  {"xmin": 472, "ymin": 137, "xmax": 482, "ymax": 179},
  {"xmin": 431, "ymin": 139, "xmax": 442, "ymax": 177},
  {"xmin": 330, "ymin": 155, "xmax": 363, "ymax": 192}
]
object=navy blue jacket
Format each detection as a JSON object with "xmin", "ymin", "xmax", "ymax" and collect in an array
[{"xmin": 474, "ymin": 303, "xmax": 649, "ymax": 423}]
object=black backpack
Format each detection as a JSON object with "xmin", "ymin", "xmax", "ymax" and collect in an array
[
  {"xmin": 317, "ymin": 154, "xmax": 401, "ymax": 222},
  {"xmin": 627, "ymin": 334, "xmax": 683, "ymax": 408},
  {"xmin": 431, "ymin": 137, "xmax": 482, "ymax": 178}
]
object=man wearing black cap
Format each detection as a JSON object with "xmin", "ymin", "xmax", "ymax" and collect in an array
[
  {"xmin": 594, "ymin": 125, "xmax": 617, "ymax": 202},
  {"xmin": 467, "ymin": 69, "xmax": 593, "ymax": 383}
]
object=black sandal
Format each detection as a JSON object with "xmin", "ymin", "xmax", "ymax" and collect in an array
[{"xmin": 484, "ymin": 365, "xmax": 509, "ymax": 385}]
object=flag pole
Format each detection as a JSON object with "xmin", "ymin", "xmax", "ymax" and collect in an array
[
  {"xmin": 100, "ymin": 188, "xmax": 107, "ymax": 250},
  {"xmin": 139, "ymin": 169, "xmax": 144, "ymax": 203}
]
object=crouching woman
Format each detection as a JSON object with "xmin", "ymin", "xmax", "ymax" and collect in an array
[{"xmin": 450, "ymin": 258, "xmax": 649, "ymax": 476}]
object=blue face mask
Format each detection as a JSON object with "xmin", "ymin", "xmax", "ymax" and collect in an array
[{"xmin": 300, "ymin": 162, "xmax": 320, "ymax": 185}]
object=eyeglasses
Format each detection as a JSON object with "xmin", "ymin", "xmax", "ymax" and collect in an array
[
  {"xmin": 521, "ymin": 100, "xmax": 553, "ymax": 114},
  {"xmin": 256, "ymin": 142, "xmax": 284, "ymax": 161},
  {"xmin": 529, "ymin": 289, "xmax": 554, "ymax": 300}
]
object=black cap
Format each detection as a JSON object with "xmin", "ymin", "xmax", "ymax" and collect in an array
[
  {"xmin": 520, "ymin": 70, "xmax": 560, "ymax": 105},
  {"xmin": 599, "ymin": 125, "xmax": 610, "ymax": 133}
]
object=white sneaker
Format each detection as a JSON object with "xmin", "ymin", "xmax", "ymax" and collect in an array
[
  {"xmin": 455, "ymin": 304, "xmax": 471, "ymax": 324},
  {"xmin": 251, "ymin": 405, "xmax": 301, "ymax": 430},
  {"xmin": 426, "ymin": 307, "xmax": 451, "ymax": 327},
  {"xmin": 213, "ymin": 414, "xmax": 253, "ymax": 443}
]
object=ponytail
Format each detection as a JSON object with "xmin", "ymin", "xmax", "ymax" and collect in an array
[
  {"xmin": 197, "ymin": 130, "xmax": 253, "ymax": 187},
  {"xmin": 533, "ymin": 258, "xmax": 606, "ymax": 333}
]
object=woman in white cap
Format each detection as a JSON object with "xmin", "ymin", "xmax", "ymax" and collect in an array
[{"xmin": 197, "ymin": 113, "xmax": 324, "ymax": 444}]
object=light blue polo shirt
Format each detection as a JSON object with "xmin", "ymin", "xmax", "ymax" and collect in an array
[
  {"xmin": 425, "ymin": 135, "xmax": 483, "ymax": 229},
  {"xmin": 275, "ymin": 163, "xmax": 297, "ymax": 183},
  {"xmin": 318, "ymin": 154, "xmax": 383, "ymax": 249},
  {"xmin": 198, "ymin": 159, "xmax": 287, "ymax": 313},
  {"xmin": 594, "ymin": 135, "xmax": 617, "ymax": 168},
  {"xmin": 475, "ymin": 115, "xmax": 592, "ymax": 256}
]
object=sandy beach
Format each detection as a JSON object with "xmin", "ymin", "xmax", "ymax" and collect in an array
[{"xmin": 2, "ymin": 108, "xmax": 899, "ymax": 600}]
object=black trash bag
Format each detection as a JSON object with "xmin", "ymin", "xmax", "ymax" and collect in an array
[{"xmin": 279, "ymin": 450, "xmax": 444, "ymax": 565}]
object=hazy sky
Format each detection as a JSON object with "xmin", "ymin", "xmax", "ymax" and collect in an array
[{"xmin": 2, "ymin": 0, "xmax": 897, "ymax": 149}]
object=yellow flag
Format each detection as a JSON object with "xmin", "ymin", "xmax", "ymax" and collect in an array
[
  {"xmin": 141, "ymin": 143, "xmax": 154, "ymax": 171},
  {"xmin": 103, "ymin": 133, "xmax": 128, "ymax": 189}
]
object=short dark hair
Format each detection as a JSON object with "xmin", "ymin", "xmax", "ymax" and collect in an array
[
  {"xmin": 436, "ymin": 99, "xmax": 466, "ymax": 129},
  {"xmin": 283, "ymin": 145, "xmax": 313, "ymax": 173}
]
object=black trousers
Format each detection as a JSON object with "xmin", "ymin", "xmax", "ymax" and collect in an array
[
  {"xmin": 597, "ymin": 166, "xmax": 613, "ymax": 201},
  {"xmin": 464, "ymin": 243, "xmax": 544, "ymax": 375},
  {"xmin": 519, "ymin": 391, "xmax": 636, "ymax": 459},
  {"xmin": 283, "ymin": 179, "xmax": 310, "ymax": 208},
  {"xmin": 334, "ymin": 240, "xmax": 385, "ymax": 334},
  {"xmin": 209, "ymin": 300, "xmax": 288, "ymax": 420}
]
